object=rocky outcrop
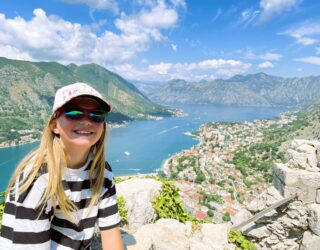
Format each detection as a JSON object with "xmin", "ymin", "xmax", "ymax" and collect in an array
[
  {"xmin": 122, "ymin": 219, "xmax": 230, "ymax": 250},
  {"xmin": 116, "ymin": 178, "xmax": 162, "ymax": 232},
  {"xmin": 92, "ymin": 177, "xmax": 231, "ymax": 249},
  {"xmin": 234, "ymin": 139, "xmax": 320, "ymax": 249}
]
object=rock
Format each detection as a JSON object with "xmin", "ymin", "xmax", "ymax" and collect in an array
[
  {"xmin": 300, "ymin": 231, "xmax": 320, "ymax": 250},
  {"xmin": 126, "ymin": 219, "xmax": 189, "ymax": 250},
  {"xmin": 246, "ymin": 186, "xmax": 282, "ymax": 213},
  {"xmin": 231, "ymin": 209, "xmax": 252, "ymax": 228},
  {"xmin": 273, "ymin": 163, "xmax": 300, "ymax": 186},
  {"xmin": 285, "ymin": 140, "xmax": 319, "ymax": 171},
  {"xmin": 198, "ymin": 223, "xmax": 229, "ymax": 249},
  {"xmin": 316, "ymin": 189, "xmax": 320, "ymax": 204},
  {"xmin": 245, "ymin": 225, "xmax": 270, "ymax": 239},
  {"xmin": 116, "ymin": 178, "xmax": 162, "ymax": 232},
  {"xmin": 308, "ymin": 204, "xmax": 320, "ymax": 236}
]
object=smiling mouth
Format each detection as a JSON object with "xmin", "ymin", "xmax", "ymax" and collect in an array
[{"xmin": 73, "ymin": 130, "xmax": 94, "ymax": 135}]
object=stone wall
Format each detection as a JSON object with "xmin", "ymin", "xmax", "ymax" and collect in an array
[{"xmin": 235, "ymin": 139, "xmax": 320, "ymax": 250}]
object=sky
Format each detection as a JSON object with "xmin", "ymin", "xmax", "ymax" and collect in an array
[{"xmin": 0, "ymin": 0, "xmax": 320, "ymax": 82}]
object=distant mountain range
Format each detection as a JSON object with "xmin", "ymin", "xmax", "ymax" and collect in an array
[
  {"xmin": 0, "ymin": 57, "xmax": 173, "ymax": 133},
  {"xmin": 139, "ymin": 73, "xmax": 320, "ymax": 107}
]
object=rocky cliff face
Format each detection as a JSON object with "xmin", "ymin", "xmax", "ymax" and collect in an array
[{"xmin": 235, "ymin": 139, "xmax": 320, "ymax": 249}]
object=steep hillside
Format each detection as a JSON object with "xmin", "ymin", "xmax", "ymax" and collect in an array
[{"xmin": 0, "ymin": 57, "xmax": 173, "ymax": 144}]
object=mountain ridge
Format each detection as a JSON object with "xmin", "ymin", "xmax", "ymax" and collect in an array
[
  {"xmin": 0, "ymin": 57, "xmax": 174, "ymax": 144},
  {"xmin": 141, "ymin": 73, "xmax": 320, "ymax": 107}
]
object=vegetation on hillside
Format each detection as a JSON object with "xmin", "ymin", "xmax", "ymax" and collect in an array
[
  {"xmin": 0, "ymin": 57, "xmax": 174, "ymax": 145},
  {"xmin": 231, "ymin": 112, "xmax": 311, "ymax": 184}
]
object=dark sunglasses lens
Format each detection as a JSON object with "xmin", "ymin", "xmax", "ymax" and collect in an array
[
  {"xmin": 88, "ymin": 112, "xmax": 107, "ymax": 123},
  {"xmin": 64, "ymin": 110, "xmax": 84, "ymax": 120}
]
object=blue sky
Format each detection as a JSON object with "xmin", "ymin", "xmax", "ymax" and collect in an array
[{"xmin": 0, "ymin": 0, "xmax": 320, "ymax": 82}]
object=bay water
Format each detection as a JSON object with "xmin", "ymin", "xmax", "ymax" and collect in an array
[{"xmin": 0, "ymin": 104, "xmax": 288, "ymax": 191}]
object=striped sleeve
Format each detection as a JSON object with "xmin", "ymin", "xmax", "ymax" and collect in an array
[
  {"xmin": 97, "ymin": 162, "xmax": 121, "ymax": 231},
  {"xmin": 0, "ymin": 171, "xmax": 52, "ymax": 249}
]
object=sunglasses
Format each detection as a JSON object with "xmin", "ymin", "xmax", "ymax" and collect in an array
[{"xmin": 55, "ymin": 107, "xmax": 107, "ymax": 123}]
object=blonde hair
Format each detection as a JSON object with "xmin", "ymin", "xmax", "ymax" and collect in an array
[{"xmin": 6, "ymin": 116, "xmax": 107, "ymax": 224}]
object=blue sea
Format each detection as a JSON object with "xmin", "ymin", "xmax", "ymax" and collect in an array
[{"xmin": 0, "ymin": 104, "xmax": 288, "ymax": 191}]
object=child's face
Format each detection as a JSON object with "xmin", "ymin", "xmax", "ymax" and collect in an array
[{"xmin": 51, "ymin": 96, "xmax": 105, "ymax": 154}]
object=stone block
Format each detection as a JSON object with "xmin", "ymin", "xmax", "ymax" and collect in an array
[
  {"xmin": 280, "ymin": 185, "xmax": 316, "ymax": 204},
  {"xmin": 316, "ymin": 189, "xmax": 320, "ymax": 204},
  {"xmin": 300, "ymin": 231, "xmax": 320, "ymax": 250},
  {"xmin": 308, "ymin": 204, "xmax": 320, "ymax": 236},
  {"xmin": 300, "ymin": 170, "xmax": 320, "ymax": 188},
  {"xmin": 273, "ymin": 163, "xmax": 300, "ymax": 186},
  {"xmin": 273, "ymin": 175, "xmax": 284, "ymax": 196},
  {"xmin": 245, "ymin": 225, "xmax": 270, "ymax": 239}
]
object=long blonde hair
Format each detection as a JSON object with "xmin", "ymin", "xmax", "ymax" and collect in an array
[{"xmin": 6, "ymin": 116, "xmax": 107, "ymax": 224}]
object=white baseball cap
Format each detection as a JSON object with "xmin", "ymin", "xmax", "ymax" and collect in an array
[{"xmin": 52, "ymin": 82, "xmax": 112, "ymax": 113}]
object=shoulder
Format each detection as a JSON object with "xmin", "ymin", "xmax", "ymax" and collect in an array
[
  {"xmin": 9, "ymin": 163, "xmax": 48, "ymax": 205},
  {"xmin": 105, "ymin": 161, "xmax": 113, "ymax": 172}
]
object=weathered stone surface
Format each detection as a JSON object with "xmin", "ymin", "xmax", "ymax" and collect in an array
[
  {"xmin": 316, "ymin": 189, "xmax": 320, "ymax": 204},
  {"xmin": 273, "ymin": 163, "xmax": 300, "ymax": 186},
  {"xmin": 308, "ymin": 204, "xmax": 320, "ymax": 236},
  {"xmin": 197, "ymin": 223, "xmax": 229, "ymax": 249},
  {"xmin": 300, "ymin": 231, "xmax": 320, "ymax": 250},
  {"xmin": 245, "ymin": 225, "xmax": 270, "ymax": 239},
  {"xmin": 285, "ymin": 140, "xmax": 320, "ymax": 172},
  {"xmin": 300, "ymin": 170, "xmax": 320, "ymax": 188},
  {"xmin": 116, "ymin": 178, "xmax": 162, "ymax": 232},
  {"xmin": 231, "ymin": 208, "xmax": 252, "ymax": 227},
  {"xmin": 246, "ymin": 186, "xmax": 282, "ymax": 213},
  {"xmin": 122, "ymin": 219, "xmax": 230, "ymax": 250}
]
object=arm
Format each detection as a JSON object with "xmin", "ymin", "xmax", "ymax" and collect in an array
[
  {"xmin": 0, "ymin": 174, "xmax": 51, "ymax": 248},
  {"xmin": 98, "ymin": 163, "xmax": 123, "ymax": 250},
  {"xmin": 101, "ymin": 227, "xmax": 124, "ymax": 250}
]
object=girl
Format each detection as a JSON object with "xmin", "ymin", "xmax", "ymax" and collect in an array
[{"xmin": 0, "ymin": 82, "xmax": 124, "ymax": 250}]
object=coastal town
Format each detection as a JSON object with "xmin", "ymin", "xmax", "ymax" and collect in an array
[{"xmin": 162, "ymin": 112, "xmax": 297, "ymax": 222}]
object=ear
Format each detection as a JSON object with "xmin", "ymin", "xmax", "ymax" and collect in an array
[{"xmin": 50, "ymin": 119, "xmax": 60, "ymax": 135}]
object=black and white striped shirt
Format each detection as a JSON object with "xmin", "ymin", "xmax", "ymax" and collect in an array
[{"xmin": 0, "ymin": 155, "xmax": 121, "ymax": 249}]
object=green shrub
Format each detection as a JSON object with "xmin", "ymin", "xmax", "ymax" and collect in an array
[
  {"xmin": 207, "ymin": 209, "xmax": 214, "ymax": 217},
  {"xmin": 116, "ymin": 196, "xmax": 128, "ymax": 225},
  {"xmin": 0, "ymin": 191, "xmax": 5, "ymax": 231},
  {"xmin": 152, "ymin": 181, "xmax": 194, "ymax": 223},
  {"xmin": 228, "ymin": 229, "xmax": 256, "ymax": 250},
  {"xmin": 222, "ymin": 212, "xmax": 231, "ymax": 222}
]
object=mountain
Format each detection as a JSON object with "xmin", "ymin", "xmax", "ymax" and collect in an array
[
  {"xmin": 148, "ymin": 73, "xmax": 320, "ymax": 107},
  {"xmin": 0, "ymin": 57, "xmax": 173, "ymax": 136}
]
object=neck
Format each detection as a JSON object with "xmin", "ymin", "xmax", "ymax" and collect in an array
[{"xmin": 67, "ymin": 147, "xmax": 91, "ymax": 169}]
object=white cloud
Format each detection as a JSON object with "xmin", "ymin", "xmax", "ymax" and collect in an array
[
  {"xmin": 171, "ymin": 43, "xmax": 177, "ymax": 51},
  {"xmin": 294, "ymin": 56, "xmax": 320, "ymax": 65},
  {"xmin": 0, "ymin": 45, "xmax": 33, "ymax": 61},
  {"xmin": 259, "ymin": 52, "xmax": 282, "ymax": 61},
  {"xmin": 259, "ymin": 0, "xmax": 299, "ymax": 21},
  {"xmin": 297, "ymin": 68, "xmax": 303, "ymax": 72},
  {"xmin": 62, "ymin": 0, "xmax": 119, "ymax": 12},
  {"xmin": 114, "ymin": 59, "xmax": 252, "ymax": 81},
  {"xmin": 139, "ymin": 4, "xmax": 178, "ymax": 29},
  {"xmin": 258, "ymin": 61, "xmax": 274, "ymax": 69},
  {"xmin": 245, "ymin": 49, "xmax": 282, "ymax": 61},
  {"xmin": 281, "ymin": 21, "xmax": 320, "ymax": 46},
  {"xmin": 237, "ymin": 9, "xmax": 260, "ymax": 27},
  {"xmin": 148, "ymin": 62, "xmax": 172, "ymax": 74},
  {"xmin": 0, "ymin": 3, "xmax": 180, "ymax": 65}
]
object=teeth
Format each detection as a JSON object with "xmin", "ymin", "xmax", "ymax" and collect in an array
[{"xmin": 75, "ymin": 131, "xmax": 92, "ymax": 135}]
